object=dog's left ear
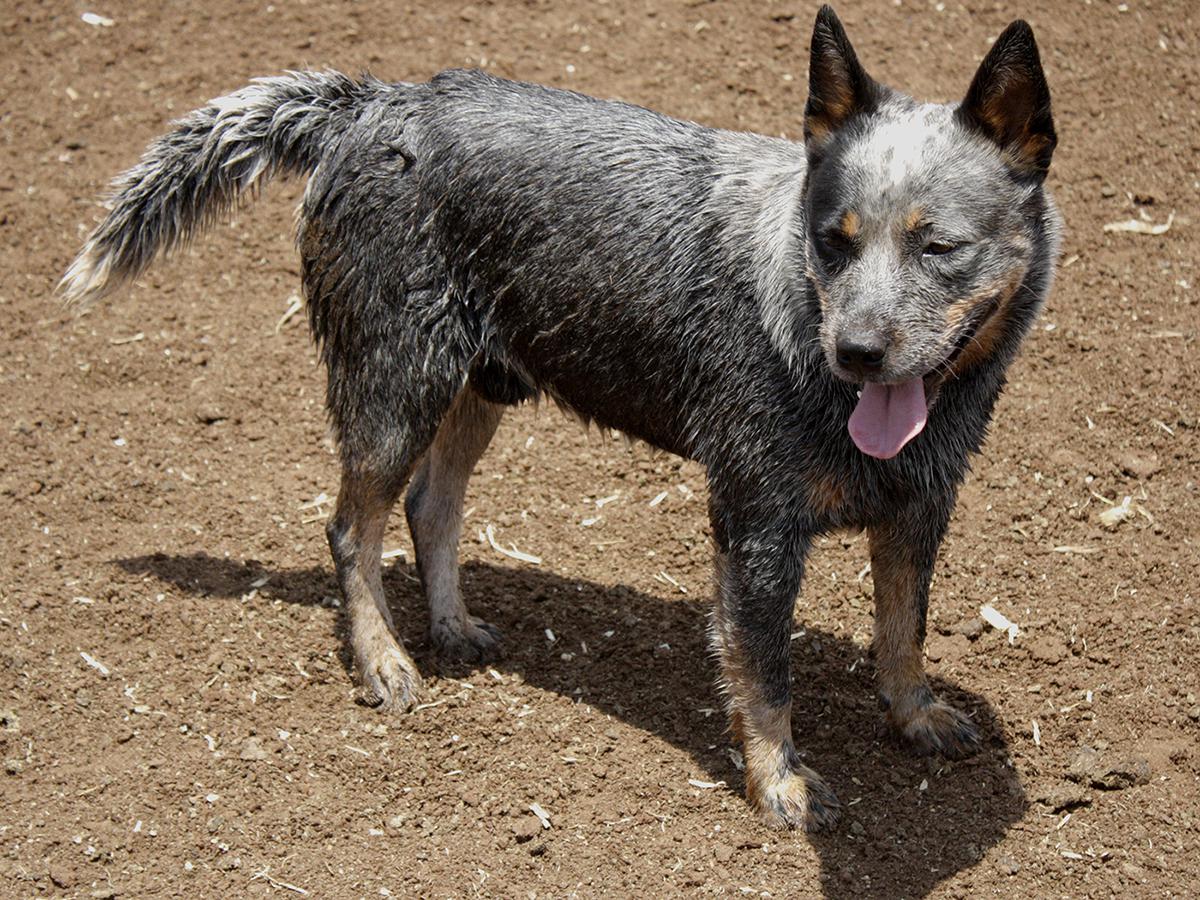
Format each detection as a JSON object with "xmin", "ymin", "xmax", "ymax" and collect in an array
[
  {"xmin": 804, "ymin": 6, "xmax": 883, "ymax": 156},
  {"xmin": 957, "ymin": 20, "xmax": 1056, "ymax": 177}
]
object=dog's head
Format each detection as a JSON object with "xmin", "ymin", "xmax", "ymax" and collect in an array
[{"xmin": 801, "ymin": 6, "xmax": 1057, "ymax": 459}]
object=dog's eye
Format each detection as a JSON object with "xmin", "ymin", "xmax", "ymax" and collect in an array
[
  {"xmin": 923, "ymin": 240, "xmax": 960, "ymax": 257},
  {"xmin": 819, "ymin": 229, "xmax": 854, "ymax": 255}
]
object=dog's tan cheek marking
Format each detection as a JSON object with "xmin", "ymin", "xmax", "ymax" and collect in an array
[
  {"xmin": 805, "ymin": 264, "xmax": 832, "ymax": 315},
  {"xmin": 945, "ymin": 270, "xmax": 1024, "ymax": 376}
]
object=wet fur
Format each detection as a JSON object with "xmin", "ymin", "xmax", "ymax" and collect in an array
[{"xmin": 61, "ymin": 7, "xmax": 1060, "ymax": 831}]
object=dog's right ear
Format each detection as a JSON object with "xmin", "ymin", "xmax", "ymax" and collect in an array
[{"xmin": 804, "ymin": 6, "xmax": 882, "ymax": 156}]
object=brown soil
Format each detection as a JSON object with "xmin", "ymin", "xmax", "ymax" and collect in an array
[{"xmin": 2, "ymin": 1, "xmax": 1199, "ymax": 897}]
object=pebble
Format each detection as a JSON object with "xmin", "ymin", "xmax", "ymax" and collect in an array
[
  {"xmin": 239, "ymin": 737, "xmax": 269, "ymax": 762},
  {"xmin": 512, "ymin": 816, "xmax": 542, "ymax": 843},
  {"xmin": 1118, "ymin": 452, "xmax": 1160, "ymax": 480},
  {"xmin": 926, "ymin": 634, "xmax": 970, "ymax": 663},
  {"xmin": 949, "ymin": 617, "xmax": 984, "ymax": 640},
  {"xmin": 1066, "ymin": 745, "xmax": 1152, "ymax": 790},
  {"xmin": 997, "ymin": 855, "xmax": 1021, "ymax": 876},
  {"xmin": 1028, "ymin": 636, "xmax": 1069, "ymax": 665},
  {"xmin": 4, "ymin": 758, "xmax": 23, "ymax": 775}
]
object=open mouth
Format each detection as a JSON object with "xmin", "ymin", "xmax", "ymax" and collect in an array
[
  {"xmin": 847, "ymin": 300, "xmax": 999, "ymax": 461},
  {"xmin": 926, "ymin": 297, "xmax": 999, "ymax": 387}
]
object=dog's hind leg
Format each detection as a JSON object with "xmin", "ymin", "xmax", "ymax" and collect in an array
[
  {"xmin": 870, "ymin": 504, "xmax": 981, "ymax": 758},
  {"xmin": 327, "ymin": 464, "xmax": 423, "ymax": 712},
  {"xmin": 405, "ymin": 388, "xmax": 505, "ymax": 663}
]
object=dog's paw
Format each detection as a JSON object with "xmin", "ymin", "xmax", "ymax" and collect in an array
[
  {"xmin": 891, "ymin": 700, "xmax": 980, "ymax": 759},
  {"xmin": 356, "ymin": 642, "xmax": 422, "ymax": 713},
  {"xmin": 751, "ymin": 765, "xmax": 841, "ymax": 832},
  {"xmin": 430, "ymin": 615, "xmax": 504, "ymax": 664}
]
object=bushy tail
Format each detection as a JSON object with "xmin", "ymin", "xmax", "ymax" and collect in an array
[{"xmin": 60, "ymin": 70, "xmax": 377, "ymax": 306}]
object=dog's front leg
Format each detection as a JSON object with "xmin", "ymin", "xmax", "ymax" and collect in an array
[
  {"xmin": 711, "ymin": 530, "xmax": 840, "ymax": 831},
  {"xmin": 870, "ymin": 504, "xmax": 980, "ymax": 758}
]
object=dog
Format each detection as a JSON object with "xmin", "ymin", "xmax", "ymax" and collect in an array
[{"xmin": 61, "ymin": 6, "xmax": 1060, "ymax": 831}]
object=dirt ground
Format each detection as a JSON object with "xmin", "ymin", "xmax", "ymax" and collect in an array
[{"xmin": 2, "ymin": 0, "xmax": 1198, "ymax": 897}]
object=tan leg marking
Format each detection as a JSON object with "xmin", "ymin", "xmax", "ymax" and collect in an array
[
  {"xmin": 330, "ymin": 471, "xmax": 421, "ymax": 712},
  {"xmin": 713, "ymin": 553, "xmax": 840, "ymax": 831},
  {"xmin": 870, "ymin": 525, "xmax": 979, "ymax": 758},
  {"xmin": 406, "ymin": 389, "xmax": 505, "ymax": 663}
]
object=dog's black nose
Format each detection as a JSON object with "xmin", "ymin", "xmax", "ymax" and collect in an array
[{"xmin": 836, "ymin": 332, "xmax": 889, "ymax": 375}]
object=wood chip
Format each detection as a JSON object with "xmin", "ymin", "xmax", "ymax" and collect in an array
[
  {"xmin": 1102, "ymin": 210, "xmax": 1174, "ymax": 235},
  {"xmin": 80, "ymin": 651, "xmax": 110, "ymax": 677},
  {"xmin": 483, "ymin": 523, "xmax": 541, "ymax": 564},
  {"xmin": 275, "ymin": 293, "xmax": 303, "ymax": 333},
  {"xmin": 980, "ymin": 604, "xmax": 1020, "ymax": 643},
  {"xmin": 529, "ymin": 802, "xmax": 552, "ymax": 829}
]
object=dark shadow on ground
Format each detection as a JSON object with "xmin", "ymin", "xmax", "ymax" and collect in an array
[{"xmin": 118, "ymin": 551, "xmax": 1025, "ymax": 899}]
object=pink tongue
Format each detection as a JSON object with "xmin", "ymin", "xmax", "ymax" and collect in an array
[{"xmin": 848, "ymin": 379, "xmax": 928, "ymax": 459}]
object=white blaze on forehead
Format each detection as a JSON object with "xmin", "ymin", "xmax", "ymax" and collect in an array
[{"xmin": 847, "ymin": 104, "xmax": 949, "ymax": 190}]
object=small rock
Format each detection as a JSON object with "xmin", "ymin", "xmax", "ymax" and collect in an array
[
  {"xmin": 997, "ymin": 855, "xmax": 1021, "ymax": 876},
  {"xmin": 1066, "ymin": 745, "xmax": 1102, "ymax": 784},
  {"xmin": 926, "ymin": 633, "xmax": 970, "ymax": 663},
  {"xmin": 1094, "ymin": 757, "xmax": 1151, "ymax": 790},
  {"xmin": 239, "ymin": 737, "xmax": 269, "ymax": 762},
  {"xmin": 194, "ymin": 403, "xmax": 226, "ymax": 425},
  {"xmin": 1100, "ymin": 184, "xmax": 1116, "ymax": 198},
  {"xmin": 0, "ymin": 708, "xmax": 18, "ymax": 732},
  {"xmin": 713, "ymin": 842, "xmax": 733, "ymax": 862},
  {"xmin": 949, "ymin": 617, "xmax": 984, "ymax": 640},
  {"xmin": 91, "ymin": 888, "xmax": 118, "ymax": 899},
  {"xmin": 49, "ymin": 863, "xmax": 76, "ymax": 888},
  {"xmin": 1118, "ymin": 452, "xmax": 1160, "ymax": 480},
  {"xmin": 1028, "ymin": 636, "xmax": 1068, "ymax": 665},
  {"xmin": 512, "ymin": 816, "xmax": 541, "ymax": 843},
  {"xmin": 4, "ymin": 758, "xmax": 23, "ymax": 775},
  {"xmin": 1034, "ymin": 783, "xmax": 1092, "ymax": 812}
]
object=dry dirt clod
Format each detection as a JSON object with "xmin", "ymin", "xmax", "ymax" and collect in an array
[
  {"xmin": 1093, "ymin": 758, "xmax": 1152, "ymax": 791},
  {"xmin": 925, "ymin": 634, "xmax": 969, "ymax": 664},
  {"xmin": 949, "ymin": 617, "xmax": 985, "ymax": 640},
  {"xmin": 512, "ymin": 816, "xmax": 542, "ymax": 843},
  {"xmin": 239, "ymin": 737, "xmax": 270, "ymax": 762},
  {"xmin": 1034, "ymin": 783, "xmax": 1093, "ymax": 813},
  {"xmin": 1118, "ymin": 452, "xmax": 1161, "ymax": 479}
]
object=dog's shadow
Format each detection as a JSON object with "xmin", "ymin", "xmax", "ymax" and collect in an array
[{"xmin": 118, "ymin": 551, "xmax": 1024, "ymax": 898}]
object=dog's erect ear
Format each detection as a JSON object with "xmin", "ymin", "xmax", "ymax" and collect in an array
[
  {"xmin": 957, "ymin": 20, "xmax": 1056, "ymax": 176},
  {"xmin": 804, "ymin": 6, "xmax": 882, "ymax": 152}
]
